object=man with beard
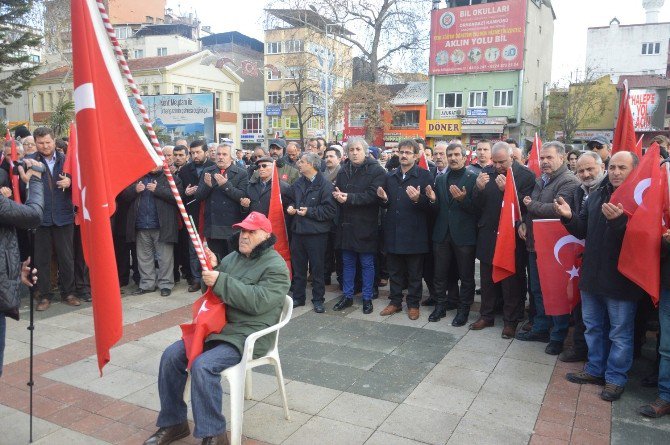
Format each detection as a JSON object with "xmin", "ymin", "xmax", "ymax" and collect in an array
[{"xmin": 268, "ymin": 139, "xmax": 299, "ymax": 185}]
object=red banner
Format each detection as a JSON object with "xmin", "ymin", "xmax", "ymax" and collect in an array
[{"xmin": 429, "ymin": 0, "xmax": 527, "ymax": 75}]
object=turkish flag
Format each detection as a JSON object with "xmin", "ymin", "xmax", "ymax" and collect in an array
[
  {"xmin": 72, "ymin": 0, "xmax": 162, "ymax": 373},
  {"xmin": 180, "ymin": 289, "xmax": 227, "ymax": 369},
  {"xmin": 612, "ymin": 80, "xmax": 639, "ymax": 156},
  {"xmin": 4, "ymin": 130, "xmax": 21, "ymax": 203},
  {"xmin": 62, "ymin": 123, "xmax": 82, "ymax": 225},
  {"xmin": 610, "ymin": 143, "xmax": 660, "ymax": 215},
  {"xmin": 269, "ymin": 162, "xmax": 292, "ymax": 275},
  {"xmin": 527, "ymin": 132, "xmax": 542, "ymax": 177},
  {"xmin": 663, "ymin": 163, "xmax": 670, "ymax": 229},
  {"xmin": 533, "ymin": 220, "xmax": 585, "ymax": 315},
  {"xmin": 492, "ymin": 167, "xmax": 521, "ymax": 282},
  {"xmin": 418, "ymin": 151, "xmax": 429, "ymax": 170},
  {"xmin": 618, "ymin": 153, "xmax": 664, "ymax": 305}
]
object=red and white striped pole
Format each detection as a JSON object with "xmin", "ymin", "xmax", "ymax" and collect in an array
[{"xmin": 94, "ymin": 0, "xmax": 210, "ymax": 271}]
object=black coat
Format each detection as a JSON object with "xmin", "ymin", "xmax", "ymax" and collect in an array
[
  {"xmin": 289, "ymin": 172, "xmax": 337, "ymax": 235},
  {"xmin": 28, "ymin": 151, "xmax": 74, "ymax": 227},
  {"xmin": 381, "ymin": 164, "xmax": 434, "ymax": 255},
  {"xmin": 334, "ymin": 158, "xmax": 387, "ymax": 253},
  {"xmin": 662, "ymin": 238, "xmax": 670, "ymax": 291},
  {"xmin": 122, "ymin": 171, "xmax": 182, "ymax": 244},
  {"xmin": 195, "ymin": 163, "xmax": 249, "ymax": 240},
  {"xmin": 472, "ymin": 162, "xmax": 536, "ymax": 264},
  {"xmin": 243, "ymin": 176, "xmax": 292, "ymax": 217},
  {"xmin": 177, "ymin": 159, "xmax": 215, "ymax": 221},
  {"xmin": 430, "ymin": 167, "xmax": 479, "ymax": 246},
  {"xmin": 563, "ymin": 181, "xmax": 644, "ymax": 301}
]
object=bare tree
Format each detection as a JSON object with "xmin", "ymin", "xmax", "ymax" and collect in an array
[{"xmin": 333, "ymin": 81, "xmax": 397, "ymax": 142}]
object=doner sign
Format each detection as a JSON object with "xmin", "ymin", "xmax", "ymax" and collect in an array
[{"xmin": 426, "ymin": 120, "xmax": 461, "ymax": 136}]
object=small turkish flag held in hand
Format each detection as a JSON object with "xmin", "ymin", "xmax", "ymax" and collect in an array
[
  {"xmin": 533, "ymin": 220, "xmax": 585, "ymax": 316},
  {"xmin": 492, "ymin": 167, "xmax": 521, "ymax": 283},
  {"xmin": 180, "ymin": 289, "xmax": 227, "ymax": 369}
]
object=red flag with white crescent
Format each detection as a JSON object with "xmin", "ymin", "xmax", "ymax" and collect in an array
[
  {"xmin": 533, "ymin": 220, "xmax": 585, "ymax": 315},
  {"xmin": 492, "ymin": 167, "xmax": 521, "ymax": 283},
  {"xmin": 269, "ymin": 162, "xmax": 292, "ymax": 275},
  {"xmin": 527, "ymin": 133, "xmax": 542, "ymax": 176},
  {"xmin": 180, "ymin": 290, "xmax": 227, "ymax": 369},
  {"xmin": 62, "ymin": 122, "xmax": 83, "ymax": 225},
  {"xmin": 613, "ymin": 80, "xmax": 639, "ymax": 156},
  {"xmin": 418, "ymin": 151, "xmax": 429, "ymax": 171},
  {"xmin": 610, "ymin": 144, "xmax": 660, "ymax": 216},
  {"xmin": 71, "ymin": 0, "xmax": 162, "ymax": 373}
]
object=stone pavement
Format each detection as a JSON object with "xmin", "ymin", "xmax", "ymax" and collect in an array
[{"xmin": 1, "ymin": 282, "xmax": 669, "ymax": 444}]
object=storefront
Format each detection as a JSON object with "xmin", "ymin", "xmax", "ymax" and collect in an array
[
  {"xmin": 240, "ymin": 132, "xmax": 265, "ymax": 150},
  {"xmin": 460, "ymin": 117, "xmax": 508, "ymax": 147},
  {"xmin": 425, "ymin": 119, "xmax": 462, "ymax": 147}
]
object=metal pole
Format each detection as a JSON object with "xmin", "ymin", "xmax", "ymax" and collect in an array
[
  {"xmin": 28, "ymin": 229, "xmax": 36, "ymax": 443},
  {"xmin": 324, "ymin": 32, "xmax": 330, "ymax": 142}
]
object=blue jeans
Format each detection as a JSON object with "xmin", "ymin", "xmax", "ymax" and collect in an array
[
  {"xmin": 529, "ymin": 252, "xmax": 570, "ymax": 342},
  {"xmin": 0, "ymin": 314, "xmax": 5, "ymax": 377},
  {"xmin": 342, "ymin": 250, "xmax": 375, "ymax": 301},
  {"xmin": 581, "ymin": 291, "xmax": 637, "ymax": 386},
  {"xmin": 157, "ymin": 340, "xmax": 241, "ymax": 438},
  {"xmin": 659, "ymin": 288, "xmax": 670, "ymax": 402}
]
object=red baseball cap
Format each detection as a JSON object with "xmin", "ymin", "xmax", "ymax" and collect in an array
[{"xmin": 233, "ymin": 211, "xmax": 272, "ymax": 233}]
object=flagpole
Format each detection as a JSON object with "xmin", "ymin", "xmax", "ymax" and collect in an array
[{"xmin": 93, "ymin": 0, "xmax": 210, "ymax": 272}]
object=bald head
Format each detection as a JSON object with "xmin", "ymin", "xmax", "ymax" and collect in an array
[{"xmin": 608, "ymin": 151, "xmax": 638, "ymax": 188}]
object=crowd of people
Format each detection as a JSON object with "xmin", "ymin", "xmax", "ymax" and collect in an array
[{"xmin": 1, "ymin": 125, "xmax": 670, "ymax": 423}]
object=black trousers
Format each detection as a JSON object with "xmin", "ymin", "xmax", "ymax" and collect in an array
[
  {"xmin": 387, "ymin": 253, "xmax": 424, "ymax": 309},
  {"xmin": 174, "ymin": 226, "xmax": 192, "ymax": 282},
  {"xmin": 571, "ymin": 302, "xmax": 587, "ymax": 354},
  {"xmin": 34, "ymin": 224, "xmax": 75, "ymax": 299},
  {"xmin": 73, "ymin": 225, "xmax": 90, "ymax": 298},
  {"xmin": 479, "ymin": 261, "xmax": 525, "ymax": 325},
  {"xmin": 433, "ymin": 236, "xmax": 476, "ymax": 308},
  {"xmin": 208, "ymin": 238, "xmax": 231, "ymax": 262},
  {"xmin": 291, "ymin": 233, "xmax": 328, "ymax": 304}
]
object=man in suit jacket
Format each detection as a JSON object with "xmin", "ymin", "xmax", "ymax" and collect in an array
[
  {"xmin": 425, "ymin": 141, "xmax": 479, "ymax": 326},
  {"xmin": 471, "ymin": 141, "xmax": 536, "ymax": 338}
]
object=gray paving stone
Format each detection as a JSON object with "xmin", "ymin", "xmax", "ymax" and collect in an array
[
  {"xmin": 450, "ymin": 330, "xmax": 511, "ymax": 356},
  {"xmin": 407, "ymin": 329, "xmax": 460, "ymax": 346},
  {"xmin": 383, "ymin": 310, "xmax": 429, "ymax": 328},
  {"xmin": 347, "ymin": 370, "xmax": 420, "ymax": 403},
  {"xmin": 370, "ymin": 355, "xmax": 436, "ymax": 381},
  {"xmin": 479, "ymin": 373, "xmax": 548, "ymax": 405},
  {"xmin": 284, "ymin": 416, "xmax": 374, "ymax": 445},
  {"xmin": 504, "ymin": 339, "xmax": 559, "ymax": 366},
  {"xmin": 263, "ymin": 380, "xmax": 342, "ymax": 415},
  {"xmin": 345, "ymin": 332, "xmax": 403, "ymax": 354},
  {"xmin": 85, "ymin": 368, "xmax": 157, "ymax": 399},
  {"xmin": 391, "ymin": 340, "xmax": 453, "ymax": 364},
  {"xmin": 366, "ymin": 322, "xmax": 421, "ymax": 340},
  {"xmin": 404, "ymin": 381, "xmax": 478, "ymax": 416},
  {"xmin": 438, "ymin": 348, "xmax": 501, "ymax": 373},
  {"xmin": 466, "ymin": 392, "xmax": 540, "ymax": 433},
  {"xmin": 310, "ymin": 326, "xmax": 360, "ymax": 345},
  {"xmin": 611, "ymin": 418, "xmax": 670, "ymax": 445},
  {"xmin": 319, "ymin": 392, "xmax": 398, "ymax": 428},
  {"xmin": 241, "ymin": 402, "xmax": 311, "ymax": 444},
  {"xmin": 269, "ymin": 355, "xmax": 319, "ymax": 382},
  {"xmin": 447, "ymin": 414, "xmax": 531, "ymax": 445},
  {"xmin": 282, "ymin": 339, "xmax": 335, "ymax": 361},
  {"xmin": 379, "ymin": 403, "xmax": 460, "ymax": 445},
  {"xmin": 33, "ymin": 427, "xmax": 111, "ymax": 444},
  {"xmin": 322, "ymin": 346, "xmax": 386, "ymax": 370},
  {"xmin": 423, "ymin": 363, "xmax": 489, "ymax": 393},
  {"xmin": 294, "ymin": 361, "xmax": 365, "ymax": 392},
  {"xmin": 44, "ymin": 358, "xmax": 122, "ymax": 390},
  {"xmin": 1, "ymin": 409, "xmax": 68, "ymax": 445},
  {"xmin": 364, "ymin": 431, "xmax": 429, "ymax": 445},
  {"xmin": 122, "ymin": 384, "xmax": 161, "ymax": 411}
]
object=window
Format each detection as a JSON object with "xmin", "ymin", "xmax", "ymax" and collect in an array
[
  {"xmin": 349, "ymin": 106, "xmax": 367, "ymax": 127},
  {"xmin": 243, "ymin": 113, "xmax": 262, "ymax": 133},
  {"xmin": 46, "ymin": 92, "xmax": 53, "ymax": 111},
  {"xmin": 28, "ymin": 54, "xmax": 40, "ymax": 63},
  {"xmin": 267, "ymin": 68, "xmax": 280, "ymax": 80},
  {"xmin": 494, "ymin": 90, "xmax": 514, "ymax": 107},
  {"xmin": 156, "ymin": 47, "xmax": 167, "ymax": 56},
  {"xmin": 266, "ymin": 41, "xmax": 281, "ymax": 54},
  {"xmin": 215, "ymin": 92, "xmax": 221, "ymax": 110},
  {"xmin": 642, "ymin": 42, "xmax": 661, "ymax": 55},
  {"xmin": 226, "ymin": 92, "xmax": 233, "ymax": 111},
  {"xmin": 437, "ymin": 92, "xmax": 463, "ymax": 109},
  {"xmin": 268, "ymin": 91, "xmax": 281, "ymax": 104},
  {"xmin": 38, "ymin": 92, "xmax": 45, "ymax": 112},
  {"xmin": 187, "ymin": 87, "xmax": 195, "ymax": 94},
  {"xmin": 392, "ymin": 111, "xmax": 420, "ymax": 129},
  {"xmin": 115, "ymin": 26, "xmax": 130, "ymax": 39},
  {"xmin": 173, "ymin": 85, "xmax": 181, "ymax": 94},
  {"xmin": 270, "ymin": 117, "xmax": 280, "ymax": 128},
  {"xmin": 284, "ymin": 116, "xmax": 299, "ymax": 129},
  {"xmin": 141, "ymin": 85, "xmax": 149, "ymax": 95},
  {"xmin": 284, "ymin": 66, "xmax": 300, "ymax": 79},
  {"xmin": 284, "ymin": 40, "xmax": 303, "ymax": 53},
  {"xmin": 153, "ymin": 85, "xmax": 160, "ymax": 95},
  {"xmin": 134, "ymin": 49, "xmax": 144, "ymax": 59},
  {"xmin": 469, "ymin": 91, "xmax": 488, "ymax": 108},
  {"xmin": 284, "ymin": 91, "xmax": 299, "ymax": 104}
]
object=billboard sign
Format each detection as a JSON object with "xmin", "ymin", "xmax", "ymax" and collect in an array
[
  {"xmin": 466, "ymin": 108, "xmax": 488, "ymax": 117},
  {"xmin": 426, "ymin": 119, "xmax": 462, "ymax": 136},
  {"xmin": 429, "ymin": 0, "xmax": 527, "ymax": 75},
  {"xmin": 130, "ymin": 93, "xmax": 215, "ymax": 143},
  {"xmin": 266, "ymin": 104, "xmax": 282, "ymax": 116},
  {"xmin": 629, "ymin": 89, "xmax": 667, "ymax": 131}
]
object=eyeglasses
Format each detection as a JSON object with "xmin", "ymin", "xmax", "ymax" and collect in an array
[
  {"xmin": 589, "ymin": 143, "xmax": 603, "ymax": 150},
  {"xmin": 258, "ymin": 163, "xmax": 271, "ymax": 169},
  {"xmin": 398, "ymin": 151, "xmax": 415, "ymax": 156}
]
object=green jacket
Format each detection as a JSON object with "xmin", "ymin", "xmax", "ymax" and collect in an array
[
  {"xmin": 205, "ymin": 234, "xmax": 291, "ymax": 358},
  {"xmin": 430, "ymin": 167, "xmax": 478, "ymax": 246}
]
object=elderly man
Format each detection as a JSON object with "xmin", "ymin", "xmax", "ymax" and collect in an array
[
  {"xmin": 587, "ymin": 135, "xmax": 611, "ymax": 169},
  {"xmin": 377, "ymin": 139, "xmax": 433, "ymax": 320},
  {"xmin": 207, "ymin": 143, "xmax": 218, "ymax": 163},
  {"xmin": 471, "ymin": 141, "xmax": 536, "ymax": 337},
  {"xmin": 556, "ymin": 151, "xmax": 644, "ymax": 401},
  {"xmin": 516, "ymin": 142, "xmax": 580, "ymax": 354},
  {"xmin": 467, "ymin": 139, "xmax": 493, "ymax": 174},
  {"xmin": 285, "ymin": 141, "xmax": 301, "ymax": 168},
  {"xmin": 425, "ymin": 141, "xmax": 478, "ymax": 326},
  {"xmin": 196, "ymin": 144, "xmax": 249, "ymax": 259},
  {"xmin": 331, "ymin": 137, "xmax": 386, "ymax": 315},
  {"xmin": 559, "ymin": 151, "xmax": 606, "ymax": 363},
  {"xmin": 143, "ymin": 212, "xmax": 290, "ymax": 445},
  {"xmin": 288, "ymin": 152, "xmax": 337, "ymax": 313},
  {"xmin": 240, "ymin": 156, "xmax": 291, "ymax": 216}
]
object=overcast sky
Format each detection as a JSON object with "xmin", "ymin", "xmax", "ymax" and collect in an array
[{"xmin": 167, "ymin": 0, "xmax": 670, "ymax": 83}]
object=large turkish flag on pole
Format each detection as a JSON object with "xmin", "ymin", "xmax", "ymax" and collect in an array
[
  {"xmin": 610, "ymin": 143, "xmax": 660, "ymax": 216},
  {"xmin": 269, "ymin": 162, "xmax": 292, "ymax": 275},
  {"xmin": 492, "ymin": 167, "xmax": 521, "ymax": 283},
  {"xmin": 612, "ymin": 80, "xmax": 639, "ymax": 156},
  {"xmin": 71, "ymin": 0, "xmax": 162, "ymax": 373},
  {"xmin": 533, "ymin": 219, "xmax": 585, "ymax": 315},
  {"xmin": 527, "ymin": 133, "xmax": 542, "ymax": 177}
]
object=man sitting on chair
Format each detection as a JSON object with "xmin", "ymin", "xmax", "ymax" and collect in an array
[{"xmin": 144, "ymin": 211, "xmax": 291, "ymax": 445}]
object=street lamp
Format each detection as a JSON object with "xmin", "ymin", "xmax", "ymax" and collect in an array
[{"xmin": 309, "ymin": 5, "xmax": 333, "ymax": 142}]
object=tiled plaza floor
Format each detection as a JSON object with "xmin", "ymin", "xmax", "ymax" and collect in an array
[{"xmin": 1, "ymin": 281, "xmax": 668, "ymax": 444}]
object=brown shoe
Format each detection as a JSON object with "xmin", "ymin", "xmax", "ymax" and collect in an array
[
  {"xmin": 638, "ymin": 398, "xmax": 670, "ymax": 418},
  {"xmin": 407, "ymin": 307, "xmax": 420, "ymax": 320},
  {"xmin": 501, "ymin": 324, "xmax": 518, "ymax": 339},
  {"xmin": 143, "ymin": 421, "xmax": 190, "ymax": 445},
  {"xmin": 469, "ymin": 318, "xmax": 494, "ymax": 330},
  {"xmin": 62, "ymin": 295, "xmax": 81, "ymax": 306},
  {"xmin": 36, "ymin": 298, "xmax": 51, "ymax": 311},
  {"xmin": 380, "ymin": 304, "xmax": 402, "ymax": 316},
  {"xmin": 201, "ymin": 432, "xmax": 230, "ymax": 445},
  {"xmin": 521, "ymin": 321, "xmax": 533, "ymax": 332}
]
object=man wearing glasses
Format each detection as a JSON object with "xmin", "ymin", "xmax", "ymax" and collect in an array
[
  {"xmin": 240, "ymin": 156, "xmax": 291, "ymax": 216},
  {"xmin": 586, "ymin": 135, "xmax": 611, "ymax": 169}
]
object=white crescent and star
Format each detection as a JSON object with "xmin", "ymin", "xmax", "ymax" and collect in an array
[
  {"xmin": 633, "ymin": 178, "xmax": 651, "ymax": 206},
  {"xmin": 553, "ymin": 235, "xmax": 585, "ymax": 280}
]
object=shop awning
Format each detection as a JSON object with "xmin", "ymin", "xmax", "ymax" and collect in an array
[{"xmin": 461, "ymin": 124, "xmax": 505, "ymax": 134}]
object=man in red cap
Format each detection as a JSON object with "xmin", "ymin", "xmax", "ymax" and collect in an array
[{"xmin": 143, "ymin": 211, "xmax": 290, "ymax": 445}]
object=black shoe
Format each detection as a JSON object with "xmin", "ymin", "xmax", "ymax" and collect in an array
[
  {"xmin": 428, "ymin": 304, "xmax": 447, "ymax": 322},
  {"xmin": 475, "ymin": 288, "xmax": 481, "ymax": 295},
  {"xmin": 143, "ymin": 421, "xmax": 190, "ymax": 445},
  {"xmin": 641, "ymin": 371, "xmax": 659, "ymax": 388},
  {"xmin": 82, "ymin": 294, "xmax": 92, "ymax": 302},
  {"xmin": 372, "ymin": 287, "xmax": 379, "ymax": 300},
  {"xmin": 313, "ymin": 302, "xmax": 325, "ymax": 313},
  {"xmin": 545, "ymin": 340, "xmax": 563, "ymax": 355},
  {"xmin": 566, "ymin": 371, "xmax": 605, "ymax": 386},
  {"xmin": 188, "ymin": 281, "xmax": 201, "ymax": 293},
  {"xmin": 515, "ymin": 330, "xmax": 550, "ymax": 343},
  {"xmin": 160, "ymin": 288, "xmax": 171, "ymax": 297},
  {"xmin": 451, "ymin": 310, "xmax": 469, "ymax": 327},
  {"xmin": 292, "ymin": 300, "xmax": 305, "ymax": 309},
  {"xmin": 333, "ymin": 296, "xmax": 353, "ymax": 311},
  {"xmin": 601, "ymin": 383, "xmax": 625, "ymax": 401},
  {"xmin": 421, "ymin": 297, "xmax": 437, "ymax": 306},
  {"xmin": 558, "ymin": 348, "xmax": 588, "ymax": 363},
  {"xmin": 445, "ymin": 302, "xmax": 459, "ymax": 311},
  {"xmin": 362, "ymin": 300, "xmax": 373, "ymax": 314},
  {"xmin": 132, "ymin": 288, "xmax": 154, "ymax": 296}
]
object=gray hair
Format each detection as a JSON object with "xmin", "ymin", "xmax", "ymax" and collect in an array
[
  {"xmin": 446, "ymin": 141, "xmax": 466, "ymax": 156},
  {"xmin": 541, "ymin": 141, "xmax": 566, "ymax": 156},
  {"xmin": 254, "ymin": 146, "xmax": 269, "ymax": 155},
  {"xmin": 218, "ymin": 143, "xmax": 232, "ymax": 154},
  {"xmin": 492, "ymin": 141, "xmax": 512, "ymax": 156},
  {"xmin": 345, "ymin": 137, "xmax": 369, "ymax": 156},
  {"xmin": 301, "ymin": 152, "xmax": 322, "ymax": 170},
  {"xmin": 207, "ymin": 142, "xmax": 219, "ymax": 149},
  {"xmin": 433, "ymin": 141, "xmax": 448, "ymax": 151},
  {"xmin": 578, "ymin": 150, "xmax": 603, "ymax": 165}
]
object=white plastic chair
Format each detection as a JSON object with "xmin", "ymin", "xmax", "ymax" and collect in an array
[{"xmin": 221, "ymin": 294, "xmax": 293, "ymax": 445}]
